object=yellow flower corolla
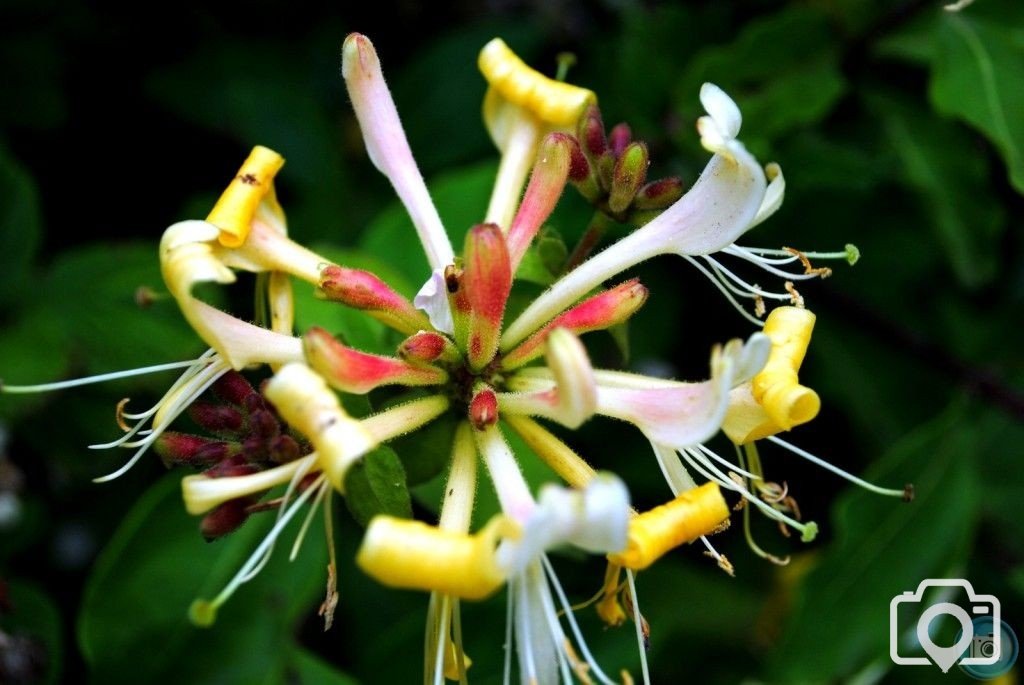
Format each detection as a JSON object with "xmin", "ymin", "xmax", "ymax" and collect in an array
[
  {"xmin": 478, "ymin": 38, "xmax": 596, "ymax": 134},
  {"xmin": 356, "ymin": 515, "xmax": 518, "ymax": 600},
  {"xmin": 608, "ymin": 482, "xmax": 730, "ymax": 570},
  {"xmin": 205, "ymin": 145, "xmax": 285, "ymax": 248},
  {"xmin": 722, "ymin": 306, "xmax": 820, "ymax": 444}
]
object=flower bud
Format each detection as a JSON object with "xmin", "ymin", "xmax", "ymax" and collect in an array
[
  {"xmin": 319, "ymin": 265, "xmax": 431, "ymax": 335},
  {"xmin": 461, "ymin": 224, "xmax": 512, "ymax": 371},
  {"xmin": 188, "ymin": 402, "xmax": 245, "ymax": 437},
  {"xmin": 155, "ymin": 432, "xmax": 238, "ymax": 469},
  {"xmin": 211, "ymin": 371, "xmax": 258, "ymax": 407},
  {"xmin": 608, "ymin": 142, "xmax": 649, "ymax": 215},
  {"xmin": 502, "ymin": 279, "xmax": 648, "ymax": 369},
  {"xmin": 304, "ymin": 327, "xmax": 447, "ymax": 394},
  {"xmin": 565, "ymin": 135, "xmax": 601, "ymax": 203},
  {"xmin": 608, "ymin": 123, "xmax": 632, "ymax": 157},
  {"xmin": 507, "ymin": 134, "xmax": 572, "ymax": 270},
  {"xmin": 469, "ymin": 388, "xmax": 499, "ymax": 431},
  {"xmin": 632, "ymin": 177, "xmax": 684, "ymax": 211},
  {"xmin": 200, "ymin": 497, "xmax": 255, "ymax": 541},
  {"xmin": 397, "ymin": 331, "xmax": 459, "ymax": 365},
  {"xmin": 577, "ymin": 105, "xmax": 606, "ymax": 159},
  {"xmin": 203, "ymin": 455, "xmax": 261, "ymax": 479},
  {"xmin": 267, "ymin": 434, "xmax": 302, "ymax": 464}
]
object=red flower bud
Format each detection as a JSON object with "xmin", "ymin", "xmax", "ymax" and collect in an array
[
  {"xmin": 469, "ymin": 388, "xmax": 499, "ymax": 431},
  {"xmin": 608, "ymin": 122, "xmax": 632, "ymax": 157},
  {"xmin": 187, "ymin": 402, "xmax": 245, "ymax": 436},
  {"xmin": 461, "ymin": 224, "xmax": 512, "ymax": 371},
  {"xmin": 200, "ymin": 498, "xmax": 255, "ymax": 541},
  {"xmin": 304, "ymin": 327, "xmax": 447, "ymax": 394},
  {"xmin": 319, "ymin": 265, "xmax": 431, "ymax": 335}
]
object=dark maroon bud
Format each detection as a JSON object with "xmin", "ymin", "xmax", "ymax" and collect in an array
[
  {"xmin": 608, "ymin": 123, "xmax": 632, "ymax": 157},
  {"xmin": 211, "ymin": 371, "xmax": 257, "ymax": 406},
  {"xmin": 564, "ymin": 135, "xmax": 591, "ymax": 183},
  {"xmin": 249, "ymin": 409, "xmax": 280, "ymax": 440},
  {"xmin": 188, "ymin": 402, "xmax": 245, "ymax": 436},
  {"xmin": 200, "ymin": 498, "xmax": 254, "ymax": 540},
  {"xmin": 268, "ymin": 434, "xmax": 301, "ymax": 463},
  {"xmin": 203, "ymin": 455, "xmax": 260, "ymax": 479},
  {"xmin": 578, "ymin": 105, "xmax": 607, "ymax": 159},
  {"xmin": 243, "ymin": 392, "xmax": 269, "ymax": 415},
  {"xmin": 241, "ymin": 435, "xmax": 268, "ymax": 461},
  {"xmin": 155, "ymin": 432, "xmax": 233, "ymax": 468}
]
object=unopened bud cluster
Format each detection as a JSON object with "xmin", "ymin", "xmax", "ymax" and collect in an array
[
  {"xmin": 569, "ymin": 105, "xmax": 684, "ymax": 224},
  {"xmin": 155, "ymin": 371, "xmax": 310, "ymax": 539}
]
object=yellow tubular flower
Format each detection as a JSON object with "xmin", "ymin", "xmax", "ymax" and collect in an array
[
  {"xmin": 206, "ymin": 145, "xmax": 285, "ymax": 247},
  {"xmin": 478, "ymin": 38, "xmax": 595, "ymax": 130},
  {"xmin": 723, "ymin": 306, "xmax": 820, "ymax": 444},
  {"xmin": 356, "ymin": 515, "xmax": 517, "ymax": 600},
  {"xmin": 608, "ymin": 482, "xmax": 730, "ymax": 571}
]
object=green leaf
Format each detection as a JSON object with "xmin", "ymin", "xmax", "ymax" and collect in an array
[
  {"xmin": 675, "ymin": 7, "xmax": 846, "ymax": 153},
  {"xmin": 79, "ymin": 475, "xmax": 328, "ymax": 684},
  {"xmin": 286, "ymin": 648, "xmax": 359, "ymax": 685},
  {"xmin": 769, "ymin": 402, "xmax": 979, "ymax": 681},
  {"xmin": 0, "ymin": 148, "xmax": 41, "ymax": 306},
  {"xmin": 870, "ymin": 92, "xmax": 1006, "ymax": 288},
  {"xmin": 0, "ymin": 579, "xmax": 63, "ymax": 685},
  {"xmin": 931, "ymin": 13, "xmax": 1024, "ymax": 194},
  {"xmin": 390, "ymin": 410, "xmax": 459, "ymax": 486},
  {"xmin": 343, "ymin": 446, "xmax": 412, "ymax": 527}
]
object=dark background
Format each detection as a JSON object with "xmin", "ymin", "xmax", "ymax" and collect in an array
[{"xmin": 1, "ymin": 0, "xmax": 1022, "ymax": 682}]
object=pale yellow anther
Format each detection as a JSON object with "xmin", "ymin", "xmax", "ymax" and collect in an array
[
  {"xmin": 263, "ymin": 363, "xmax": 376, "ymax": 492},
  {"xmin": 356, "ymin": 515, "xmax": 518, "ymax": 600},
  {"xmin": 607, "ymin": 482, "xmax": 730, "ymax": 571},
  {"xmin": 478, "ymin": 38, "xmax": 595, "ymax": 129},
  {"xmin": 206, "ymin": 145, "xmax": 285, "ymax": 248}
]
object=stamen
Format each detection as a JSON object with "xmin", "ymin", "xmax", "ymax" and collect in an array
[
  {"xmin": 784, "ymin": 282, "xmax": 804, "ymax": 308},
  {"xmin": 241, "ymin": 456, "xmax": 316, "ymax": 582},
  {"xmin": 433, "ymin": 594, "xmax": 451, "ymax": 685},
  {"xmin": 451, "ymin": 598, "xmax": 469, "ymax": 685},
  {"xmin": 693, "ymin": 444, "xmax": 761, "ymax": 480},
  {"xmin": 319, "ymin": 493, "xmax": 339, "ymax": 630},
  {"xmin": 782, "ymin": 247, "xmax": 832, "ymax": 278},
  {"xmin": 0, "ymin": 358, "xmax": 205, "ymax": 394},
  {"xmin": 541, "ymin": 555, "xmax": 617, "ymax": 685},
  {"xmin": 189, "ymin": 474, "xmax": 325, "ymax": 627},
  {"xmin": 289, "ymin": 478, "xmax": 331, "ymax": 561},
  {"xmin": 503, "ymin": 584, "xmax": 514, "ymax": 685},
  {"xmin": 683, "ymin": 256, "xmax": 765, "ymax": 326},
  {"xmin": 703, "ymin": 256, "xmax": 795, "ymax": 300},
  {"xmin": 766, "ymin": 436, "xmax": 911, "ymax": 499},
  {"xmin": 625, "ymin": 570, "xmax": 651, "ymax": 685}
]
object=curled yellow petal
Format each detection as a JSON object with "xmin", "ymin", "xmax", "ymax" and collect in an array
[
  {"xmin": 607, "ymin": 482, "xmax": 729, "ymax": 571},
  {"xmin": 356, "ymin": 515, "xmax": 516, "ymax": 600},
  {"xmin": 478, "ymin": 38, "xmax": 595, "ymax": 129},
  {"xmin": 263, "ymin": 363, "xmax": 376, "ymax": 492},
  {"xmin": 751, "ymin": 306, "xmax": 820, "ymax": 431},
  {"xmin": 206, "ymin": 145, "xmax": 285, "ymax": 248}
]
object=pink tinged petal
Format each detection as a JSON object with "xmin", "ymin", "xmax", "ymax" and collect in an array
[
  {"xmin": 414, "ymin": 268, "xmax": 455, "ymax": 335},
  {"xmin": 506, "ymin": 133, "xmax": 572, "ymax": 272},
  {"xmin": 501, "ymin": 278, "xmax": 648, "ymax": 370},
  {"xmin": 303, "ymin": 327, "xmax": 447, "ymax": 394},
  {"xmin": 462, "ymin": 223, "xmax": 512, "ymax": 371},
  {"xmin": 595, "ymin": 333, "xmax": 770, "ymax": 448},
  {"xmin": 498, "ymin": 328, "xmax": 596, "ymax": 429},
  {"xmin": 160, "ymin": 220, "xmax": 303, "ymax": 369},
  {"xmin": 341, "ymin": 33, "xmax": 453, "ymax": 271},
  {"xmin": 397, "ymin": 331, "xmax": 451, "ymax": 364},
  {"xmin": 501, "ymin": 144, "xmax": 767, "ymax": 350},
  {"xmin": 319, "ymin": 264, "xmax": 431, "ymax": 335}
]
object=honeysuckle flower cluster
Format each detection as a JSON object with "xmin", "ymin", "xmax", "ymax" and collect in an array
[{"xmin": 2, "ymin": 33, "xmax": 912, "ymax": 684}]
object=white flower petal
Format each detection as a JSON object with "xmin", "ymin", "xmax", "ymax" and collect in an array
[{"xmin": 413, "ymin": 268, "xmax": 455, "ymax": 335}]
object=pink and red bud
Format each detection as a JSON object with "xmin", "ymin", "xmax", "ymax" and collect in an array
[
  {"xmin": 397, "ymin": 331, "xmax": 458, "ymax": 365},
  {"xmin": 502, "ymin": 279, "xmax": 649, "ymax": 369},
  {"xmin": 303, "ymin": 327, "xmax": 447, "ymax": 394},
  {"xmin": 319, "ymin": 265, "xmax": 430, "ymax": 334},
  {"xmin": 469, "ymin": 388, "xmax": 499, "ymax": 431},
  {"xmin": 508, "ymin": 134, "xmax": 573, "ymax": 270},
  {"xmin": 202, "ymin": 454, "xmax": 261, "ymax": 479},
  {"xmin": 608, "ymin": 142, "xmax": 649, "ymax": 215},
  {"xmin": 633, "ymin": 177, "xmax": 684, "ymax": 211},
  {"xmin": 461, "ymin": 224, "xmax": 512, "ymax": 371}
]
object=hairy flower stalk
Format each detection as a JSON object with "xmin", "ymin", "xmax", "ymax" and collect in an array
[{"xmin": 1, "ymin": 32, "xmax": 912, "ymax": 685}]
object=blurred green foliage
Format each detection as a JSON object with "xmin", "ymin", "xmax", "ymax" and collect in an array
[{"xmin": 1, "ymin": 1, "xmax": 1021, "ymax": 683}]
